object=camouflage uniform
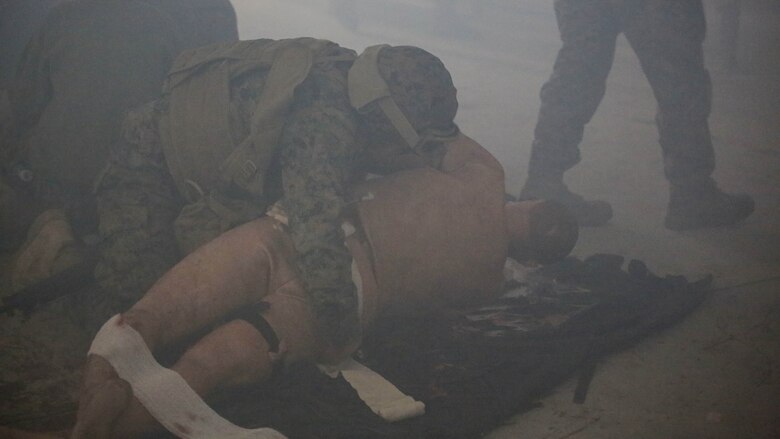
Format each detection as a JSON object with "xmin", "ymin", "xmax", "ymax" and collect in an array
[
  {"xmin": 96, "ymin": 40, "xmax": 362, "ymax": 345},
  {"xmin": 277, "ymin": 52, "xmax": 362, "ymax": 346},
  {"xmin": 0, "ymin": 0, "xmax": 238, "ymax": 247},
  {"xmin": 529, "ymin": 0, "xmax": 714, "ymax": 186}
]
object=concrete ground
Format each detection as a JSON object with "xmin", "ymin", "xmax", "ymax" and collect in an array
[{"xmin": 231, "ymin": 1, "xmax": 780, "ymax": 437}]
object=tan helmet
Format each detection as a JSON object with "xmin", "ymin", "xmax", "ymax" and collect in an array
[{"xmin": 348, "ymin": 45, "xmax": 459, "ymax": 152}]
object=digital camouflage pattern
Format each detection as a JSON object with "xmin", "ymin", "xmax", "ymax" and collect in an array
[
  {"xmin": 357, "ymin": 46, "xmax": 458, "ymax": 175},
  {"xmin": 93, "ymin": 101, "xmax": 182, "ymax": 330},
  {"xmin": 377, "ymin": 46, "xmax": 458, "ymax": 135},
  {"xmin": 97, "ymin": 41, "xmax": 459, "ymax": 347},
  {"xmin": 277, "ymin": 50, "xmax": 362, "ymax": 346},
  {"xmin": 529, "ymin": 0, "xmax": 715, "ymax": 186},
  {"xmin": 97, "ymin": 40, "xmax": 362, "ymax": 346},
  {"xmin": 0, "ymin": 301, "xmax": 90, "ymax": 430}
]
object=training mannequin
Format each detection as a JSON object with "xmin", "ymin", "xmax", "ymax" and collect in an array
[{"xmin": 64, "ymin": 133, "xmax": 577, "ymax": 439}]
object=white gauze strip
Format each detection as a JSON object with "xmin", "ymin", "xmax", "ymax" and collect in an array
[
  {"xmin": 335, "ymin": 221, "xmax": 423, "ymax": 421},
  {"xmin": 319, "ymin": 358, "xmax": 425, "ymax": 422},
  {"xmin": 341, "ymin": 221, "xmax": 364, "ymax": 320},
  {"xmin": 89, "ymin": 315, "xmax": 287, "ymax": 439}
]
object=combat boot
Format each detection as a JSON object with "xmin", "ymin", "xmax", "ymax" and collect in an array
[
  {"xmin": 665, "ymin": 179, "xmax": 754, "ymax": 230},
  {"xmin": 520, "ymin": 176, "xmax": 612, "ymax": 227}
]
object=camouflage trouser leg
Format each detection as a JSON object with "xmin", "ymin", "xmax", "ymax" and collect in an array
[
  {"xmin": 91, "ymin": 103, "xmax": 181, "ymax": 330},
  {"xmin": 528, "ymin": 0, "xmax": 620, "ymax": 177},
  {"xmin": 621, "ymin": 0, "xmax": 715, "ymax": 185}
]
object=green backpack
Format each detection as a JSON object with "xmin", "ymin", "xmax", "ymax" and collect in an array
[{"xmin": 159, "ymin": 38, "xmax": 354, "ymax": 252}]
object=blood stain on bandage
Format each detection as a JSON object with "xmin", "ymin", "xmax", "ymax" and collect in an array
[{"xmin": 173, "ymin": 422, "xmax": 192, "ymax": 436}]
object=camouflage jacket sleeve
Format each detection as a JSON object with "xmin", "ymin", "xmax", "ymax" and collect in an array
[{"xmin": 278, "ymin": 97, "xmax": 362, "ymax": 347}]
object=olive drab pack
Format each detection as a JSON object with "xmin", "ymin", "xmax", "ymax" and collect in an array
[
  {"xmin": 160, "ymin": 38, "xmax": 353, "ymax": 202},
  {"xmin": 157, "ymin": 38, "xmax": 355, "ymax": 251}
]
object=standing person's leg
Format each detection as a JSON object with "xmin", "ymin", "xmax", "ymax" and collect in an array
[
  {"xmin": 623, "ymin": 0, "xmax": 753, "ymax": 229},
  {"xmin": 520, "ymin": 0, "xmax": 618, "ymax": 226}
]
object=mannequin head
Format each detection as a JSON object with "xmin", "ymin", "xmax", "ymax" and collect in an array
[{"xmin": 505, "ymin": 200, "xmax": 578, "ymax": 265}]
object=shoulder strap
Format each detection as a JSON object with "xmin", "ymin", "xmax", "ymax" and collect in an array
[
  {"xmin": 159, "ymin": 40, "xmax": 317, "ymax": 202},
  {"xmin": 218, "ymin": 41, "xmax": 314, "ymax": 199}
]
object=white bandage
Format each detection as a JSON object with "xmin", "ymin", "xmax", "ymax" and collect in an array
[
  {"xmin": 89, "ymin": 315, "xmax": 287, "ymax": 439},
  {"xmin": 342, "ymin": 221, "xmax": 365, "ymax": 321},
  {"xmin": 352, "ymin": 257, "xmax": 364, "ymax": 322},
  {"xmin": 319, "ymin": 358, "xmax": 425, "ymax": 422},
  {"xmin": 336, "ymin": 222, "xmax": 423, "ymax": 421}
]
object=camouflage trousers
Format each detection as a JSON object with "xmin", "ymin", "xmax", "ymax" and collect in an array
[{"xmin": 529, "ymin": 0, "xmax": 714, "ymax": 186}]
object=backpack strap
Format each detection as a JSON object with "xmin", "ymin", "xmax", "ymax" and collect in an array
[{"xmin": 218, "ymin": 41, "xmax": 313, "ymax": 199}]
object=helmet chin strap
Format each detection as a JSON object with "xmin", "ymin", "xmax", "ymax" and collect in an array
[
  {"xmin": 415, "ymin": 123, "xmax": 460, "ymax": 150},
  {"xmin": 348, "ymin": 45, "xmax": 458, "ymax": 155},
  {"xmin": 375, "ymin": 95, "xmax": 421, "ymax": 148}
]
